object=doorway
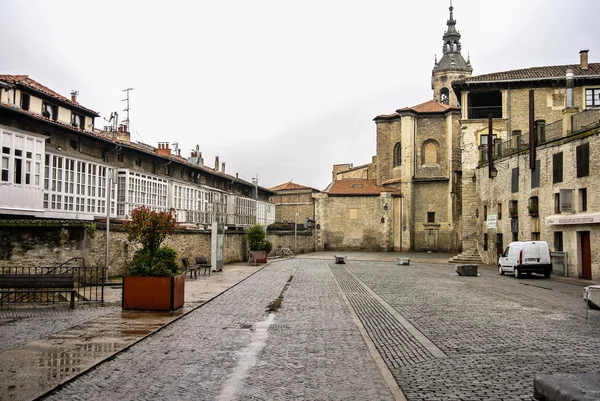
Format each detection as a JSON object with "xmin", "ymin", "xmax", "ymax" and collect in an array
[
  {"xmin": 580, "ymin": 231, "xmax": 592, "ymax": 280},
  {"xmin": 496, "ymin": 233, "xmax": 503, "ymax": 258}
]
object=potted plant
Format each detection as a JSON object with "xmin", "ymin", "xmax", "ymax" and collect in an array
[
  {"xmin": 122, "ymin": 206, "xmax": 184, "ymax": 311},
  {"xmin": 246, "ymin": 224, "xmax": 272, "ymax": 263}
]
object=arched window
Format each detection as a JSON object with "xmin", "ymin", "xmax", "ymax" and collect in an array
[
  {"xmin": 394, "ymin": 142, "xmax": 402, "ymax": 167},
  {"xmin": 440, "ymin": 87, "xmax": 450, "ymax": 105},
  {"xmin": 422, "ymin": 140, "xmax": 439, "ymax": 165},
  {"xmin": 446, "ymin": 42, "xmax": 451, "ymax": 52},
  {"xmin": 452, "ymin": 41, "xmax": 458, "ymax": 51}
]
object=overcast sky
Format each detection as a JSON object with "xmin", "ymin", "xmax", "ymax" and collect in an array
[{"xmin": 1, "ymin": 0, "xmax": 599, "ymax": 190}]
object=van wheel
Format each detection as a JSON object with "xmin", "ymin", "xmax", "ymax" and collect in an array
[
  {"xmin": 544, "ymin": 271, "xmax": 551, "ymax": 278},
  {"xmin": 514, "ymin": 268, "xmax": 521, "ymax": 278},
  {"xmin": 498, "ymin": 265, "xmax": 504, "ymax": 275}
]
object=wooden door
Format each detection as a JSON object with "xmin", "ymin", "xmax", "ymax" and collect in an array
[
  {"xmin": 581, "ymin": 231, "xmax": 592, "ymax": 280},
  {"xmin": 496, "ymin": 234, "xmax": 503, "ymax": 258}
]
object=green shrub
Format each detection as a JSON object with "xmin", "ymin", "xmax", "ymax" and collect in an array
[
  {"xmin": 247, "ymin": 224, "xmax": 272, "ymax": 252},
  {"xmin": 126, "ymin": 246, "xmax": 179, "ymax": 277}
]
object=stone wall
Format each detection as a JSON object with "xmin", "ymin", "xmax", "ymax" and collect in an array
[
  {"xmin": 314, "ymin": 193, "xmax": 393, "ymax": 251},
  {"xmin": 0, "ymin": 223, "xmax": 315, "ymax": 277}
]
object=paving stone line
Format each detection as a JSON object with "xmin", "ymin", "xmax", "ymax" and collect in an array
[{"xmin": 330, "ymin": 263, "xmax": 445, "ymax": 370}]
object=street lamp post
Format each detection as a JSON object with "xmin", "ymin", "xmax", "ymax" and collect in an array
[{"xmin": 294, "ymin": 211, "xmax": 299, "ymax": 254}]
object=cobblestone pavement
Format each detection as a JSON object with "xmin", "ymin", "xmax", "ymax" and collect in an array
[
  {"xmin": 8, "ymin": 257, "xmax": 600, "ymax": 401},
  {"xmin": 0, "ymin": 264, "xmax": 262, "ymax": 401}
]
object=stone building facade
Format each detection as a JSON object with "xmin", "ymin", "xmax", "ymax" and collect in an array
[
  {"xmin": 0, "ymin": 74, "xmax": 276, "ymax": 267},
  {"xmin": 269, "ymin": 181, "xmax": 318, "ymax": 225},
  {"xmin": 314, "ymin": 179, "xmax": 396, "ymax": 251},
  {"xmin": 453, "ymin": 51, "xmax": 600, "ymax": 279}
]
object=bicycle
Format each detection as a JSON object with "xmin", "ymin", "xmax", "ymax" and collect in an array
[{"xmin": 274, "ymin": 245, "xmax": 296, "ymax": 259}]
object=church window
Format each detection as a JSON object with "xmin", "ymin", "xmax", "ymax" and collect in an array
[
  {"xmin": 394, "ymin": 143, "xmax": 402, "ymax": 166},
  {"xmin": 422, "ymin": 140, "xmax": 439, "ymax": 165},
  {"xmin": 440, "ymin": 88, "xmax": 450, "ymax": 105}
]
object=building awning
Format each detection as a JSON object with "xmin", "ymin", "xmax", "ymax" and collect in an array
[{"xmin": 546, "ymin": 212, "xmax": 600, "ymax": 225}]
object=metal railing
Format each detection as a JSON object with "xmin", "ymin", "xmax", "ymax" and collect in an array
[
  {"xmin": 467, "ymin": 106, "xmax": 502, "ymax": 119},
  {"xmin": 0, "ymin": 265, "xmax": 106, "ymax": 306}
]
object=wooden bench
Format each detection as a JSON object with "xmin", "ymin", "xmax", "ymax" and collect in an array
[
  {"xmin": 0, "ymin": 274, "xmax": 76, "ymax": 308},
  {"xmin": 181, "ymin": 258, "xmax": 199, "ymax": 279},
  {"xmin": 195, "ymin": 257, "xmax": 212, "ymax": 275}
]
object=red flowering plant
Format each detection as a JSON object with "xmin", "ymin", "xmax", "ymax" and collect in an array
[{"xmin": 124, "ymin": 206, "xmax": 180, "ymax": 277}]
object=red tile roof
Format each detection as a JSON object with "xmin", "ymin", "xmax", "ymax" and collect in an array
[
  {"xmin": 270, "ymin": 181, "xmax": 313, "ymax": 191},
  {"xmin": 375, "ymin": 100, "xmax": 458, "ymax": 121},
  {"xmin": 455, "ymin": 63, "xmax": 600, "ymax": 84},
  {"xmin": 0, "ymin": 74, "xmax": 98, "ymax": 116},
  {"xmin": 325, "ymin": 179, "xmax": 400, "ymax": 196},
  {"xmin": 397, "ymin": 100, "xmax": 459, "ymax": 114}
]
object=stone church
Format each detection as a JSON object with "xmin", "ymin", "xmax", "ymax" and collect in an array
[{"xmin": 320, "ymin": 3, "xmax": 472, "ymax": 252}]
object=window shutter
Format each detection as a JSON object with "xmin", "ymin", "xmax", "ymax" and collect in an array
[
  {"xmin": 553, "ymin": 152, "xmax": 563, "ymax": 183},
  {"xmin": 576, "ymin": 143, "xmax": 589, "ymax": 177},
  {"xmin": 511, "ymin": 168, "xmax": 519, "ymax": 193}
]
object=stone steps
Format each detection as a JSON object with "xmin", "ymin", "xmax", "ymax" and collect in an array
[{"xmin": 448, "ymin": 250, "xmax": 483, "ymax": 264}]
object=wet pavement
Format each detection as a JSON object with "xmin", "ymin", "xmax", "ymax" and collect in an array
[{"xmin": 2, "ymin": 252, "xmax": 600, "ymax": 401}]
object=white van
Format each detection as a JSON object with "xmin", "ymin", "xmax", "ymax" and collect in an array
[{"xmin": 498, "ymin": 241, "xmax": 552, "ymax": 278}]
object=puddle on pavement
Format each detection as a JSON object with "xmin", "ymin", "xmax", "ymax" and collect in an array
[{"xmin": 217, "ymin": 313, "xmax": 276, "ymax": 401}]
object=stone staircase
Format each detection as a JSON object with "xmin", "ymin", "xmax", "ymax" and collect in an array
[{"xmin": 448, "ymin": 248, "xmax": 484, "ymax": 264}]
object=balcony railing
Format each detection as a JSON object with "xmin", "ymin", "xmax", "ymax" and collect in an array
[{"xmin": 467, "ymin": 106, "xmax": 502, "ymax": 119}]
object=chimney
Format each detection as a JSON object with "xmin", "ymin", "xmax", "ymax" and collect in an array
[
  {"xmin": 221, "ymin": 162, "xmax": 226, "ymax": 174},
  {"xmin": 156, "ymin": 142, "xmax": 171, "ymax": 157},
  {"xmin": 236, "ymin": 173, "xmax": 239, "ymax": 179},
  {"xmin": 580, "ymin": 49, "xmax": 589, "ymax": 70},
  {"xmin": 70, "ymin": 90, "xmax": 79, "ymax": 102},
  {"xmin": 566, "ymin": 69, "xmax": 574, "ymax": 108},
  {"xmin": 215, "ymin": 156, "xmax": 220, "ymax": 172}
]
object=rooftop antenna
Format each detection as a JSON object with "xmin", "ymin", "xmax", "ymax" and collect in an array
[{"xmin": 121, "ymin": 88, "xmax": 134, "ymax": 132}]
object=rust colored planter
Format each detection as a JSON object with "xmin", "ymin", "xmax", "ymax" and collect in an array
[
  {"xmin": 249, "ymin": 250, "xmax": 268, "ymax": 263},
  {"xmin": 122, "ymin": 274, "xmax": 185, "ymax": 311}
]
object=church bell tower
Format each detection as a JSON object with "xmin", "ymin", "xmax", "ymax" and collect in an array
[{"xmin": 432, "ymin": 1, "xmax": 473, "ymax": 106}]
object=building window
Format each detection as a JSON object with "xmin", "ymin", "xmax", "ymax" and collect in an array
[
  {"xmin": 71, "ymin": 112, "xmax": 84, "ymax": 129},
  {"xmin": 580, "ymin": 188, "xmax": 588, "ymax": 212},
  {"xmin": 468, "ymin": 91, "xmax": 502, "ymax": 119},
  {"xmin": 511, "ymin": 168, "xmax": 519, "ymax": 193},
  {"xmin": 483, "ymin": 205, "xmax": 487, "ymax": 220},
  {"xmin": 509, "ymin": 200, "xmax": 518, "ymax": 218},
  {"xmin": 586, "ymin": 88, "xmax": 600, "ymax": 108},
  {"xmin": 528, "ymin": 196, "xmax": 539, "ymax": 217},
  {"xmin": 394, "ymin": 143, "xmax": 402, "ymax": 167},
  {"xmin": 497, "ymin": 203, "xmax": 502, "ymax": 220},
  {"xmin": 135, "ymin": 158, "xmax": 141, "ymax": 167},
  {"xmin": 42, "ymin": 102, "xmax": 58, "ymax": 121},
  {"xmin": 21, "ymin": 93, "xmax": 30, "ymax": 111},
  {"xmin": 576, "ymin": 143, "xmax": 589, "ymax": 178},
  {"xmin": 483, "ymin": 233, "xmax": 488, "ymax": 251},
  {"xmin": 427, "ymin": 212, "xmax": 435, "ymax": 223},
  {"xmin": 117, "ymin": 153, "xmax": 124, "ymax": 162},
  {"xmin": 1, "ymin": 156, "xmax": 8, "ymax": 182},
  {"xmin": 554, "ymin": 193, "xmax": 561, "ymax": 214},
  {"xmin": 531, "ymin": 160, "xmax": 540, "ymax": 188},
  {"xmin": 553, "ymin": 152, "xmax": 563, "ymax": 183},
  {"xmin": 554, "ymin": 231, "xmax": 563, "ymax": 251}
]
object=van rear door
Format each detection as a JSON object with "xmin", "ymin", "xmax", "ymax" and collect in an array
[{"xmin": 522, "ymin": 242, "xmax": 541, "ymax": 264}]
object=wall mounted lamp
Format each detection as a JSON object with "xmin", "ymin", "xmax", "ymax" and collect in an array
[
  {"xmin": 383, "ymin": 203, "xmax": 388, "ymax": 211},
  {"xmin": 380, "ymin": 217, "xmax": 385, "ymax": 223},
  {"xmin": 472, "ymin": 174, "xmax": 477, "ymax": 183}
]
